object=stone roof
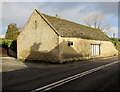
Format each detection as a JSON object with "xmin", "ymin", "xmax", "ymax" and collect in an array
[{"xmin": 36, "ymin": 9, "xmax": 110, "ymax": 41}]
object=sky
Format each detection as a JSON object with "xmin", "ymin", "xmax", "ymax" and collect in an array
[{"xmin": 0, "ymin": 1, "xmax": 119, "ymax": 38}]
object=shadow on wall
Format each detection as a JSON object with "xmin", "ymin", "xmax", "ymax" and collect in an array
[
  {"xmin": 25, "ymin": 40, "xmax": 85, "ymax": 63},
  {"xmin": 60, "ymin": 40, "xmax": 84, "ymax": 59},
  {"xmin": 25, "ymin": 42, "xmax": 59, "ymax": 63}
]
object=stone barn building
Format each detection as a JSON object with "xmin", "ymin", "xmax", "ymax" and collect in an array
[{"xmin": 17, "ymin": 9, "xmax": 118, "ymax": 63}]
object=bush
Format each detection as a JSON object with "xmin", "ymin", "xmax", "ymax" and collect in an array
[
  {"xmin": 110, "ymin": 38, "xmax": 120, "ymax": 51},
  {"xmin": 0, "ymin": 39, "xmax": 17, "ymax": 55},
  {"xmin": 1, "ymin": 39, "xmax": 13, "ymax": 47}
]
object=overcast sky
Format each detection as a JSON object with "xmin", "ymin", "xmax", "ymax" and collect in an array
[{"xmin": 0, "ymin": 1, "xmax": 119, "ymax": 38}]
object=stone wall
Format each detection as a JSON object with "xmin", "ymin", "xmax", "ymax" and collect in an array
[
  {"xmin": 17, "ymin": 10, "xmax": 118, "ymax": 63},
  {"xmin": 59, "ymin": 37, "xmax": 118, "ymax": 63},
  {"xmin": 17, "ymin": 10, "xmax": 59, "ymax": 63}
]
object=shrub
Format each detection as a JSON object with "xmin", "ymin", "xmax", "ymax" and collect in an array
[
  {"xmin": 0, "ymin": 39, "xmax": 17, "ymax": 51},
  {"xmin": 110, "ymin": 38, "xmax": 120, "ymax": 51}
]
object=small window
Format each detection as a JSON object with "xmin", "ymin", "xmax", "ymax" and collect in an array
[{"xmin": 68, "ymin": 41, "xmax": 73, "ymax": 46}]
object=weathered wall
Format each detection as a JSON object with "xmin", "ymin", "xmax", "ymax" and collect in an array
[
  {"xmin": 17, "ymin": 10, "xmax": 118, "ymax": 63},
  {"xmin": 59, "ymin": 37, "xmax": 118, "ymax": 63},
  {"xmin": 100, "ymin": 41, "xmax": 118, "ymax": 57},
  {"xmin": 17, "ymin": 10, "xmax": 59, "ymax": 62}
]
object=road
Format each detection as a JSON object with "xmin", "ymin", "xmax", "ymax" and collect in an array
[{"xmin": 2, "ymin": 56, "xmax": 119, "ymax": 91}]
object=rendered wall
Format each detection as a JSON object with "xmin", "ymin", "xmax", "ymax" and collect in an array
[
  {"xmin": 100, "ymin": 41, "xmax": 118, "ymax": 57},
  {"xmin": 59, "ymin": 37, "xmax": 118, "ymax": 63},
  {"xmin": 17, "ymin": 10, "xmax": 59, "ymax": 62},
  {"xmin": 17, "ymin": 10, "xmax": 118, "ymax": 63}
]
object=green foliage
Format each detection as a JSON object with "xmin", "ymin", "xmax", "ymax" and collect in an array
[
  {"xmin": 111, "ymin": 38, "xmax": 120, "ymax": 51},
  {"xmin": 9, "ymin": 40, "xmax": 17, "ymax": 52},
  {"xmin": 55, "ymin": 14, "xmax": 60, "ymax": 18},
  {"xmin": 1, "ymin": 39, "xmax": 17, "ymax": 57},
  {"xmin": 1, "ymin": 39, "xmax": 13, "ymax": 47},
  {"xmin": 1, "ymin": 39, "xmax": 17, "ymax": 51},
  {"xmin": 111, "ymin": 38, "xmax": 118, "ymax": 43},
  {"xmin": 55, "ymin": 14, "xmax": 58, "ymax": 17},
  {"xmin": 5, "ymin": 23, "xmax": 20, "ymax": 40}
]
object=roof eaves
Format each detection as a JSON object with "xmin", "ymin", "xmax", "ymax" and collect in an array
[{"xmin": 35, "ymin": 9, "xmax": 59, "ymax": 36}]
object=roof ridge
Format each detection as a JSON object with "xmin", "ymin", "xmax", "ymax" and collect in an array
[
  {"xmin": 41, "ymin": 13, "xmax": 101, "ymax": 31},
  {"xmin": 35, "ymin": 9, "xmax": 59, "ymax": 36},
  {"xmin": 34, "ymin": 9, "xmax": 110, "ymax": 41}
]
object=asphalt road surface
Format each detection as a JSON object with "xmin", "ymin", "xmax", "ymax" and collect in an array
[{"xmin": 2, "ymin": 56, "xmax": 120, "ymax": 92}]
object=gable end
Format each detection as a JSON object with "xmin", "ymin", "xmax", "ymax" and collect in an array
[{"xmin": 35, "ymin": 9, "xmax": 59, "ymax": 36}]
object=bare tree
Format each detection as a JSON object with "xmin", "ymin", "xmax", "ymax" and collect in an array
[{"xmin": 83, "ymin": 13, "xmax": 111, "ymax": 31}]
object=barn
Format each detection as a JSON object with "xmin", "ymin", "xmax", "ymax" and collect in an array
[{"xmin": 17, "ymin": 9, "xmax": 118, "ymax": 63}]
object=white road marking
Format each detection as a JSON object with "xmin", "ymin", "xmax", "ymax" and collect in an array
[{"xmin": 31, "ymin": 60, "xmax": 119, "ymax": 92}]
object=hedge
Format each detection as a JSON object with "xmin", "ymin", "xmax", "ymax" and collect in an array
[
  {"xmin": 110, "ymin": 38, "xmax": 120, "ymax": 51},
  {"xmin": 0, "ymin": 39, "xmax": 17, "ymax": 51}
]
